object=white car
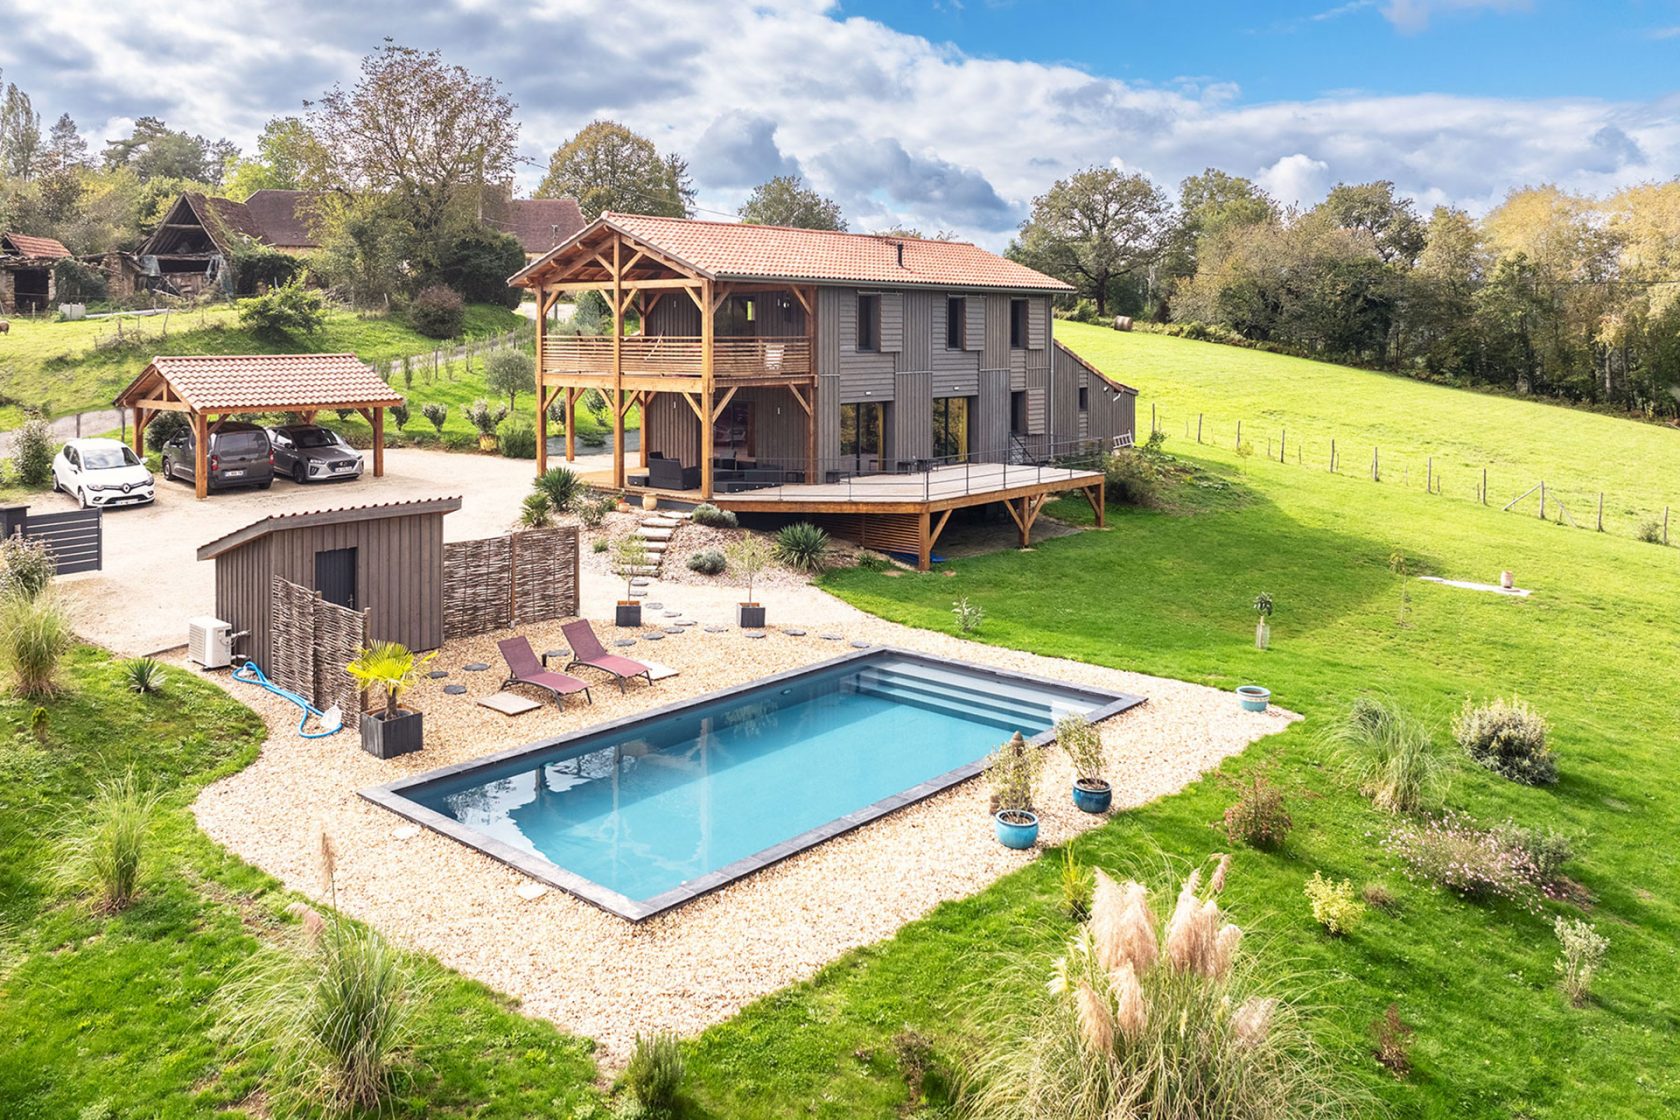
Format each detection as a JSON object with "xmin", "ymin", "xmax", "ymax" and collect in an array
[{"xmin": 52, "ymin": 438, "xmax": 156, "ymax": 509}]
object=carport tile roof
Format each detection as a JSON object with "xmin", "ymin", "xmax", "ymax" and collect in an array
[{"xmin": 121, "ymin": 353, "xmax": 402, "ymax": 411}]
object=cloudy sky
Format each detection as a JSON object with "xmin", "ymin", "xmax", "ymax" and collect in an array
[{"xmin": 2, "ymin": 0, "xmax": 1677, "ymax": 247}]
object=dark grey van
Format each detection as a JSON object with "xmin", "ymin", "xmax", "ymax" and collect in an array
[{"xmin": 160, "ymin": 420, "xmax": 275, "ymax": 492}]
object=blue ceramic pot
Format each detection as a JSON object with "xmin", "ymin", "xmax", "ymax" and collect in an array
[
  {"xmin": 1237, "ymin": 685, "xmax": 1271, "ymax": 712},
  {"xmin": 1072, "ymin": 780, "xmax": 1113, "ymax": 814},
  {"xmin": 994, "ymin": 810, "xmax": 1040, "ymax": 849}
]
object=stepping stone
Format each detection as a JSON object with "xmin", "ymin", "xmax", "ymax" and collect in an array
[
  {"xmin": 704, "ymin": 625, "xmax": 727, "ymax": 633},
  {"xmin": 544, "ymin": 649, "xmax": 568, "ymax": 661},
  {"xmin": 614, "ymin": 639, "xmax": 637, "ymax": 647},
  {"xmin": 392, "ymin": 825, "xmax": 420, "ymax": 841},
  {"xmin": 819, "ymin": 633, "xmax": 843, "ymax": 641},
  {"xmin": 744, "ymin": 631, "xmax": 766, "ymax": 639},
  {"xmin": 463, "ymin": 662, "xmax": 490, "ymax": 672},
  {"xmin": 643, "ymin": 541, "xmax": 668, "ymax": 552},
  {"xmin": 674, "ymin": 620, "xmax": 696, "ymax": 628},
  {"xmin": 630, "ymin": 577, "xmax": 652, "ymax": 587},
  {"xmin": 641, "ymin": 517, "xmax": 680, "ymax": 528},
  {"xmin": 478, "ymin": 692, "xmax": 542, "ymax": 716},
  {"xmin": 630, "ymin": 589, "xmax": 647, "ymax": 598},
  {"xmin": 663, "ymin": 626, "xmax": 684, "ymax": 635},
  {"xmin": 637, "ymin": 527, "xmax": 675, "ymax": 541},
  {"xmin": 443, "ymin": 684, "xmax": 467, "ymax": 695},
  {"xmin": 427, "ymin": 670, "xmax": 449, "ymax": 679},
  {"xmin": 783, "ymin": 628, "xmax": 806, "ymax": 637},
  {"xmin": 515, "ymin": 881, "xmax": 548, "ymax": 901},
  {"xmin": 646, "ymin": 602, "xmax": 663, "ymax": 610},
  {"xmin": 663, "ymin": 610, "xmax": 682, "ymax": 617},
  {"xmin": 850, "ymin": 640, "xmax": 871, "ymax": 649},
  {"xmin": 644, "ymin": 632, "xmax": 665, "ymax": 641}
]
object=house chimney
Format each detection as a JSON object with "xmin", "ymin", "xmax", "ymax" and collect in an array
[{"xmin": 896, "ymin": 241, "xmax": 905, "ymax": 267}]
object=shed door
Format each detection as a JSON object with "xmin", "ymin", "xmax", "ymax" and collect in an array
[{"xmin": 315, "ymin": 547, "xmax": 358, "ymax": 611}]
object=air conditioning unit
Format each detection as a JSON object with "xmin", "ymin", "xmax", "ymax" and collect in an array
[{"xmin": 188, "ymin": 616, "xmax": 233, "ymax": 670}]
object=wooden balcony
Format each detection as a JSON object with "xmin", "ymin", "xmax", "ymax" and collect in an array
[{"xmin": 540, "ymin": 335, "xmax": 811, "ymax": 382}]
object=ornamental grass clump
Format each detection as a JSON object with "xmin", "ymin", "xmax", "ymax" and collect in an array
[
  {"xmin": 621, "ymin": 1030, "xmax": 686, "ymax": 1116},
  {"xmin": 774, "ymin": 520, "xmax": 830, "ymax": 572},
  {"xmin": 1, "ymin": 587, "xmax": 75, "ymax": 698},
  {"xmin": 1326, "ymin": 696, "xmax": 1447, "ymax": 814},
  {"xmin": 1452, "ymin": 696, "xmax": 1556, "ymax": 786},
  {"xmin": 61, "ymin": 769, "xmax": 160, "ymax": 913},
  {"xmin": 965, "ymin": 855, "xmax": 1357, "ymax": 1120},
  {"xmin": 1385, "ymin": 810, "xmax": 1544, "ymax": 910},
  {"xmin": 121, "ymin": 655, "xmax": 166, "ymax": 695}
]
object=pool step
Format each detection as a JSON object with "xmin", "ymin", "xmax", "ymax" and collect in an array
[{"xmin": 852, "ymin": 667, "xmax": 1055, "ymax": 734}]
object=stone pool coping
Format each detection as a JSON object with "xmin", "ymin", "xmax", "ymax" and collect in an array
[{"xmin": 362, "ymin": 645, "xmax": 1147, "ymax": 921}]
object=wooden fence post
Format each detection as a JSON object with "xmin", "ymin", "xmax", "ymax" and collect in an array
[
  {"xmin": 1197, "ymin": 414, "xmax": 1203, "ymax": 444},
  {"xmin": 1372, "ymin": 447, "xmax": 1379, "ymax": 482},
  {"xmin": 1481, "ymin": 468, "xmax": 1488, "ymax": 505},
  {"xmin": 1427, "ymin": 457, "xmax": 1432, "ymax": 493},
  {"xmin": 1151, "ymin": 403, "xmax": 1157, "ymax": 436},
  {"xmin": 1597, "ymin": 492, "xmax": 1604, "ymax": 532},
  {"xmin": 1236, "ymin": 420, "xmax": 1242, "ymax": 450},
  {"xmin": 1330, "ymin": 438, "xmax": 1337, "ymax": 472},
  {"xmin": 1666, "ymin": 507, "xmax": 1671, "ymax": 545},
  {"xmin": 1280, "ymin": 429, "xmax": 1286, "ymax": 463},
  {"xmin": 1539, "ymin": 481, "xmax": 1546, "ymax": 520}
]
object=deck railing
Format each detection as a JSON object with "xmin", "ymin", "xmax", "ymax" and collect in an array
[{"xmin": 540, "ymin": 335, "xmax": 811, "ymax": 379}]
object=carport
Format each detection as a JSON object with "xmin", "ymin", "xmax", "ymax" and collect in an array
[{"xmin": 114, "ymin": 354, "xmax": 402, "ymax": 499}]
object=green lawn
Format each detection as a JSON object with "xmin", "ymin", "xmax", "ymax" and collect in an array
[
  {"xmin": 1060, "ymin": 321, "xmax": 1680, "ymax": 537},
  {"xmin": 0, "ymin": 649, "xmax": 602, "ymax": 1118},
  {"xmin": 672, "ymin": 332, "xmax": 1680, "ymax": 1118},
  {"xmin": 0, "ymin": 304, "xmax": 526, "ymax": 424}
]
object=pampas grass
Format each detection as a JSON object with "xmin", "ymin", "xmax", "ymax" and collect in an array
[{"xmin": 1326, "ymin": 695, "xmax": 1448, "ymax": 814}]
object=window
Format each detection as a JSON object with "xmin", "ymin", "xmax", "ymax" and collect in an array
[
  {"xmin": 946, "ymin": 296, "xmax": 966, "ymax": 349},
  {"xmin": 856, "ymin": 294, "xmax": 880, "ymax": 351},
  {"xmin": 1010, "ymin": 391, "xmax": 1027, "ymax": 435},
  {"xmin": 1010, "ymin": 298, "xmax": 1029, "ymax": 348},
  {"xmin": 839, "ymin": 402, "xmax": 885, "ymax": 470},
  {"xmin": 713, "ymin": 400, "xmax": 754, "ymax": 459},
  {"xmin": 1078, "ymin": 386, "xmax": 1089, "ymax": 412}
]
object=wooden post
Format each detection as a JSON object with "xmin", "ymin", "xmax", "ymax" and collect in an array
[
  {"xmin": 1597, "ymin": 492, "xmax": 1604, "ymax": 532},
  {"xmin": 535, "ymin": 283, "xmax": 548, "ymax": 475},
  {"xmin": 1665, "ymin": 507, "xmax": 1670, "ymax": 545},
  {"xmin": 1150, "ymin": 402, "xmax": 1156, "ymax": 436},
  {"xmin": 1280, "ymin": 429, "xmax": 1285, "ymax": 463},
  {"xmin": 193, "ymin": 411, "xmax": 209, "ymax": 500},
  {"xmin": 564, "ymin": 387, "xmax": 576, "ymax": 462},
  {"xmin": 1427, "ymin": 457, "xmax": 1432, "ymax": 493},
  {"xmin": 1481, "ymin": 467, "xmax": 1487, "ymax": 505},
  {"xmin": 372, "ymin": 407, "xmax": 385, "ymax": 477},
  {"xmin": 1236, "ymin": 420, "xmax": 1242, "ymax": 450},
  {"xmin": 639, "ymin": 391, "xmax": 651, "ymax": 469},
  {"xmin": 1330, "ymin": 438, "xmax": 1336, "ymax": 472},
  {"xmin": 1539, "ymin": 481, "xmax": 1546, "ymax": 520},
  {"xmin": 917, "ymin": 510, "xmax": 932, "ymax": 572},
  {"xmin": 700, "ymin": 277, "xmax": 716, "ymax": 500},
  {"xmin": 130, "ymin": 407, "xmax": 147, "ymax": 457},
  {"xmin": 611, "ymin": 239, "xmax": 625, "ymax": 489},
  {"xmin": 1197, "ymin": 413, "xmax": 1203, "ymax": 444},
  {"xmin": 1372, "ymin": 447, "xmax": 1379, "ymax": 482}
]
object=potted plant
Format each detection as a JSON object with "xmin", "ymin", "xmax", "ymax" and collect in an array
[
  {"xmin": 725, "ymin": 533, "xmax": 773, "ymax": 629},
  {"xmin": 641, "ymin": 493, "xmax": 660, "ymax": 512},
  {"xmin": 1237, "ymin": 684, "xmax": 1271, "ymax": 712},
  {"xmin": 987, "ymin": 731, "xmax": 1044, "ymax": 848},
  {"xmin": 345, "ymin": 641, "xmax": 436, "ymax": 759},
  {"xmin": 1057, "ymin": 714, "xmax": 1111, "ymax": 813},
  {"xmin": 612, "ymin": 535, "xmax": 648, "ymax": 627},
  {"xmin": 1253, "ymin": 591, "xmax": 1274, "ymax": 650},
  {"xmin": 465, "ymin": 399, "xmax": 506, "ymax": 452}
]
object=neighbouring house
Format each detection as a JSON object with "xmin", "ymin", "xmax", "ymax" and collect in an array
[
  {"xmin": 510, "ymin": 213, "xmax": 1136, "ymax": 568},
  {"xmin": 0, "ymin": 231, "xmax": 71, "ymax": 314},
  {"xmin": 131, "ymin": 192, "xmax": 271, "ymax": 298},
  {"xmin": 494, "ymin": 196, "xmax": 588, "ymax": 260},
  {"xmin": 240, "ymin": 188, "xmax": 324, "ymax": 254}
]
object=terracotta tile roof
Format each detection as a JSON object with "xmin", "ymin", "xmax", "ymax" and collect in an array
[
  {"xmin": 520, "ymin": 213, "xmax": 1074, "ymax": 293},
  {"xmin": 196, "ymin": 495, "xmax": 463, "ymax": 560},
  {"xmin": 116, "ymin": 354, "xmax": 402, "ymax": 412},
  {"xmin": 504, "ymin": 198, "xmax": 586, "ymax": 255},
  {"xmin": 1, "ymin": 232, "xmax": 72, "ymax": 259},
  {"xmin": 242, "ymin": 189, "xmax": 323, "ymax": 248}
]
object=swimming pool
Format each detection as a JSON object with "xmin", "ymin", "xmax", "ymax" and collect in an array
[{"xmin": 363, "ymin": 648, "xmax": 1143, "ymax": 920}]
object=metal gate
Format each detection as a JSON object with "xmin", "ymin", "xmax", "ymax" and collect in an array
[{"xmin": 1, "ymin": 506, "xmax": 103, "ymax": 574}]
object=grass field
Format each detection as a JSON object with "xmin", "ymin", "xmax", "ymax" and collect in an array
[
  {"xmin": 0, "ymin": 303, "xmax": 526, "ymax": 424},
  {"xmin": 1059, "ymin": 321, "xmax": 1680, "ymax": 538},
  {"xmin": 671, "ymin": 331, "xmax": 1680, "ymax": 1118}
]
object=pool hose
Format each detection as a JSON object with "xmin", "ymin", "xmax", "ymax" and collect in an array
[{"xmin": 230, "ymin": 660, "xmax": 345, "ymax": 739}]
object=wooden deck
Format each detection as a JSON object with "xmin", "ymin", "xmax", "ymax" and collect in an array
[{"xmin": 583, "ymin": 461, "xmax": 1104, "ymax": 569}]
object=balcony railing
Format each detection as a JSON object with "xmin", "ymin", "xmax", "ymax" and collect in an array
[{"xmin": 540, "ymin": 335, "xmax": 811, "ymax": 379}]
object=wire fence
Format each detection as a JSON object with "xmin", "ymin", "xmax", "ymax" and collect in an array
[{"xmin": 1146, "ymin": 402, "xmax": 1677, "ymax": 547}]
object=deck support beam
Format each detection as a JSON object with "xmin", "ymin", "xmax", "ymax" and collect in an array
[
  {"xmin": 536, "ymin": 282, "xmax": 549, "ymax": 475},
  {"xmin": 611, "ymin": 237, "xmax": 625, "ymax": 489},
  {"xmin": 700, "ymin": 277, "xmax": 716, "ymax": 500},
  {"xmin": 193, "ymin": 410, "xmax": 209, "ymax": 500}
]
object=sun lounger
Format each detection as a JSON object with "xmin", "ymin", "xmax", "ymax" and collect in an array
[
  {"xmin": 497, "ymin": 637, "xmax": 592, "ymax": 706},
  {"xmin": 561, "ymin": 619, "xmax": 655, "ymax": 692}
]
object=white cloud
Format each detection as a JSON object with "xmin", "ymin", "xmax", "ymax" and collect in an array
[
  {"xmin": 0, "ymin": 0, "xmax": 1674, "ymax": 247},
  {"xmin": 1381, "ymin": 0, "xmax": 1531, "ymax": 34},
  {"xmin": 1257, "ymin": 153, "xmax": 1332, "ymax": 208}
]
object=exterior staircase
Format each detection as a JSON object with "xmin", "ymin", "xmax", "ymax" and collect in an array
[{"xmin": 631, "ymin": 508, "xmax": 691, "ymax": 576}]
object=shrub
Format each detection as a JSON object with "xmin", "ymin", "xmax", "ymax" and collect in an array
[
  {"xmin": 1327, "ymin": 696, "xmax": 1447, "ymax": 814},
  {"xmin": 498, "ymin": 420, "xmax": 537, "ymax": 459},
  {"xmin": 1103, "ymin": 448, "xmax": 1162, "ymax": 507},
  {"xmin": 420, "ymin": 401, "xmax": 448, "ymax": 433},
  {"xmin": 966, "ymin": 856, "xmax": 1356, "ymax": 1120},
  {"xmin": 1554, "ymin": 916, "xmax": 1608, "ymax": 1006},
  {"xmin": 1371, "ymin": 1004, "xmax": 1414, "ymax": 1076},
  {"xmin": 985, "ymin": 732, "xmax": 1044, "ymax": 815},
  {"xmin": 856, "ymin": 551, "xmax": 892, "ymax": 572},
  {"xmin": 408, "ymin": 283, "xmax": 464, "ymax": 338},
  {"xmin": 1636, "ymin": 520, "xmax": 1664, "ymax": 544},
  {"xmin": 61, "ymin": 769, "xmax": 160, "ymax": 913},
  {"xmin": 1223, "ymin": 774, "xmax": 1292, "ymax": 850},
  {"xmin": 686, "ymin": 549, "xmax": 726, "ymax": 575},
  {"xmin": 621, "ymin": 1031, "xmax": 685, "ymax": 1115},
  {"xmin": 952, "ymin": 596, "xmax": 985, "ymax": 634},
  {"xmin": 1385, "ymin": 811, "xmax": 1543, "ymax": 908},
  {"xmin": 774, "ymin": 521, "xmax": 830, "ymax": 572},
  {"xmin": 1056, "ymin": 714, "xmax": 1105, "ymax": 784},
  {"xmin": 520, "ymin": 492, "xmax": 553, "ymax": 528},
  {"xmin": 10, "ymin": 416, "xmax": 55, "ymax": 488},
  {"xmin": 1059, "ymin": 848, "xmax": 1093, "ymax": 921},
  {"xmin": 534, "ymin": 467, "xmax": 584, "ymax": 513},
  {"xmin": 122, "ymin": 655, "xmax": 165, "ymax": 695},
  {"xmin": 1361, "ymin": 882, "xmax": 1397, "ymax": 911},
  {"xmin": 0, "ymin": 534, "xmax": 57, "ymax": 600},
  {"xmin": 592, "ymin": 538, "xmax": 609, "ymax": 554},
  {"xmin": 484, "ymin": 347, "xmax": 536, "ymax": 412},
  {"xmin": 612, "ymin": 536, "xmax": 650, "ymax": 597},
  {"xmin": 1303, "ymin": 872, "xmax": 1364, "ymax": 936},
  {"xmin": 725, "ymin": 533, "xmax": 774, "ymax": 603},
  {"xmin": 236, "ymin": 277, "xmax": 326, "ymax": 339},
  {"xmin": 389, "ymin": 401, "xmax": 410, "ymax": 430},
  {"xmin": 1494, "ymin": 822, "xmax": 1573, "ymax": 884},
  {"xmin": 1, "ymin": 588, "xmax": 74, "ymax": 697},
  {"xmin": 54, "ymin": 256, "xmax": 108, "ymax": 303},
  {"xmin": 430, "ymin": 225, "xmax": 525, "ymax": 308},
  {"xmin": 1452, "ymin": 696, "xmax": 1556, "ymax": 785},
  {"xmin": 465, "ymin": 399, "xmax": 508, "ymax": 437},
  {"xmin": 145, "ymin": 409, "xmax": 191, "ymax": 452},
  {"xmin": 690, "ymin": 502, "xmax": 738, "ymax": 528},
  {"xmin": 577, "ymin": 491, "xmax": 613, "ymax": 529}
]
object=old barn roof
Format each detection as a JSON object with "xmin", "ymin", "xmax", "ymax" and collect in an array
[
  {"xmin": 503, "ymin": 198, "xmax": 586, "ymax": 255},
  {"xmin": 1, "ymin": 232, "xmax": 71, "ymax": 259},
  {"xmin": 512, "ymin": 213, "xmax": 1074, "ymax": 293},
  {"xmin": 196, "ymin": 495, "xmax": 463, "ymax": 561},
  {"xmin": 114, "ymin": 353, "xmax": 403, "ymax": 413},
  {"xmin": 242, "ymin": 189, "xmax": 322, "ymax": 248}
]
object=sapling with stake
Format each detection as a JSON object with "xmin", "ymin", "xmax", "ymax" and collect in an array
[{"xmin": 1253, "ymin": 592, "xmax": 1274, "ymax": 650}]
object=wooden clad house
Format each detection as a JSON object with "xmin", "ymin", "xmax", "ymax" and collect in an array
[
  {"xmin": 508, "ymin": 214, "xmax": 1136, "ymax": 567},
  {"xmin": 1, "ymin": 231, "xmax": 71, "ymax": 314}
]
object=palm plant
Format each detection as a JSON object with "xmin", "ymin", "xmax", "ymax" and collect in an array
[
  {"xmin": 534, "ymin": 466, "xmax": 584, "ymax": 513},
  {"xmin": 122, "ymin": 655, "xmax": 165, "ymax": 695},
  {"xmin": 774, "ymin": 521, "xmax": 830, "ymax": 572},
  {"xmin": 345, "ymin": 642, "xmax": 434, "ymax": 721}
]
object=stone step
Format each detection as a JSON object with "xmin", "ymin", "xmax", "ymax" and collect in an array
[
  {"xmin": 640, "ymin": 516, "xmax": 681, "ymax": 528},
  {"xmin": 637, "ymin": 527, "xmax": 675, "ymax": 541},
  {"xmin": 643, "ymin": 542, "xmax": 669, "ymax": 554},
  {"xmin": 624, "ymin": 565, "xmax": 661, "ymax": 576}
]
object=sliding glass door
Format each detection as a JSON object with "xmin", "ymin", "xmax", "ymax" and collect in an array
[
  {"xmin": 932, "ymin": 396, "xmax": 970, "ymax": 462},
  {"xmin": 839, "ymin": 402, "xmax": 885, "ymax": 473}
]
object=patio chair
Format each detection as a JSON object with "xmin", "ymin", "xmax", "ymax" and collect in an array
[
  {"xmin": 497, "ymin": 637, "xmax": 593, "ymax": 707},
  {"xmin": 561, "ymin": 619, "xmax": 655, "ymax": 692}
]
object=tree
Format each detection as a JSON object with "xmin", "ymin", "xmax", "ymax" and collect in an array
[
  {"xmin": 1311, "ymin": 181, "xmax": 1426, "ymax": 267},
  {"xmin": 484, "ymin": 348, "xmax": 536, "ymax": 413},
  {"xmin": 44, "ymin": 114, "xmax": 87, "ymax": 173},
  {"xmin": 102, "ymin": 117, "xmax": 233, "ymax": 184},
  {"xmin": 308, "ymin": 44, "xmax": 518, "ymax": 273},
  {"xmin": 1010, "ymin": 168, "xmax": 1172, "ymax": 316},
  {"xmin": 1164, "ymin": 169, "xmax": 1277, "ymax": 288},
  {"xmin": 0, "ymin": 81, "xmax": 42, "ymax": 180},
  {"xmin": 222, "ymin": 116, "xmax": 326, "ymax": 198},
  {"xmin": 536, "ymin": 120, "xmax": 691, "ymax": 220},
  {"xmin": 237, "ymin": 277, "xmax": 327, "ymax": 339},
  {"xmin": 428, "ymin": 225, "xmax": 524, "ymax": 308},
  {"xmin": 739, "ymin": 175, "xmax": 844, "ymax": 230}
]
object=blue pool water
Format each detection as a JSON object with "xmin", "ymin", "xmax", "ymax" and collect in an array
[{"xmin": 376, "ymin": 651, "xmax": 1134, "ymax": 918}]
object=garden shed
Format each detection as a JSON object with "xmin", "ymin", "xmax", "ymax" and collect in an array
[
  {"xmin": 114, "ymin": 353, "xmax": 403, "ymax": 498},
  {"xmin": 195, "ymin": 496, "xmax": 462, "ymax": 674}
]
